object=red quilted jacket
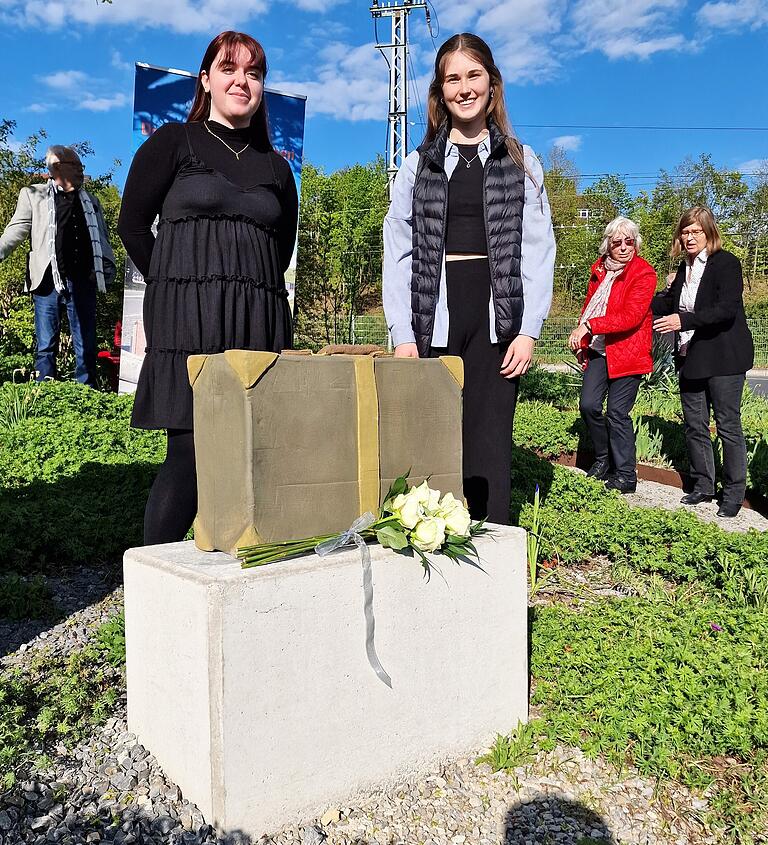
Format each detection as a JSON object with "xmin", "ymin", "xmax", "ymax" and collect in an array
[{"xmin": 579, "ymin": 254, "xmax": 658, "ymax": 379}]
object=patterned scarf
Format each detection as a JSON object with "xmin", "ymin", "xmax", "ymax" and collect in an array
[
  {"xmin": 580, "ymin": 255, "xmax": 631, "ymax": 325},
  {"xmin": 46, "ymin": 180, "xmax": 107, "ymax": 294}
]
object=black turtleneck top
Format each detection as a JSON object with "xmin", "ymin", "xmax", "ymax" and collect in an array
[{"xmin": 118, "ymin": 120, "xmax": 298, "ymax": 277}]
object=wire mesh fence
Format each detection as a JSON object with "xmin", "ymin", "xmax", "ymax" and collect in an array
[{"xmin": 349, "ymin": 315, "xmax": 768, "ymax": 369}]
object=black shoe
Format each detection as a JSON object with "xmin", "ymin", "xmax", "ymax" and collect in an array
[
  {"xmin": 605, "ymin": 476, "xmax": 637, "ymax": 494},
  {"xmin": 586, "ymin": 458, "xmax": 611, "ymax": 480},
  {"xmin": 680, "ymin": 492, "xmax": 713, "ymax": 506},
  {"xmin": 717, "ymin": 503, "xmax": 741, "ymax": 518}
]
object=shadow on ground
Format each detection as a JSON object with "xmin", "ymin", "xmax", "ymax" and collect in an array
[
  {"xmin": 0, "ymin": 461, "xmax": 157, "ymax": 656},
  {"xmin": 504, "ymin": 796, "xmax": 616, "ymax": 844}
]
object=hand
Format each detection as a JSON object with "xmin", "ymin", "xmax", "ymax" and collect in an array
[
  {"xmin": 394, "ymin": 342, "xmax": 419, "ymax": 358},
  {"xmin": 653, "ymin": 314, "xmax": 682, "ymax": 333},
  {"xmin": 568, "ymin": 323, "xmax": 589, "ymax": 352},
  {"xmin": 500, "ymin": 335, "xmax": 535, "ymax": 379},
  {"xmin": 575, "ymin": 348, "xmax": 588, "ymax": 371}
]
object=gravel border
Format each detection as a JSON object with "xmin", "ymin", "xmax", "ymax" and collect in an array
[{"xmin": 0, "ymin": 563, "xmax": 722, "ymax": 845}]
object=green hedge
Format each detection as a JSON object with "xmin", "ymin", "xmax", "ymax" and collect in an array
[{"xmin": 0, "ymin": 382, "xmax": 164, "ymax": 569}]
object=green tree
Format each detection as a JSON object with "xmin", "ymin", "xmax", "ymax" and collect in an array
[{"xmin": 295, "ymin": 156, "xmax": 388, "ymax": 347}]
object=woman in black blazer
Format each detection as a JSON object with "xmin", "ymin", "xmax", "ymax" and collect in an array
[{"xmin": 653, "ymin": 206, "xmax": 754, "ymax": 518}]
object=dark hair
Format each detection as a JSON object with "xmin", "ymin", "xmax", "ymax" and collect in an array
[
  {"xmin": 425, "ymin": 33, "xmax": 525, "ymax": 174},
  {"xmin": 187, "ymin": 31, "xmax": 272, "ymax": 150}
]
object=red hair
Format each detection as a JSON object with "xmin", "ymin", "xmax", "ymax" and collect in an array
[{"xmin": 187, "ymin": 31, "xmax": 272, "ymax": 150}]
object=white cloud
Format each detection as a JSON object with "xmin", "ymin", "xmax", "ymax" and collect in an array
[
  {"xmin": 44, "ymin": 70, "xmax": 89, "ymax": 91},
  {"xmin": 80, "ymin": 93, "xmax": 130, "ymax": 112},
  {"xmin": 35, "ymin": 68, "xmax": 130, "ymax": 113},
  {"xmin": 5, "ymin": 0, "xmax": 269, "ymax": 34},
  {"xmin": 551, "ymin": 134, "xmax": 582, "ymax": 151},
  {"xmin": 273, "ymin": 42, "xmax": 390, "ymax": 121},
  {"xmin": 569, "ymin": 0, "xmax": 685, "ymax": 59},
  {"xmin": 25, "ymin": 103, "xmax": 54, "ymax": 114},
  {"xmin": 111, "ymin": 50, "xmax": 132, "ymax": 73},
  {"xmin": 737, "ymin": 158, "xmax": 768, "ymax": 174},
  {"xmin": 697, "ymin": 0, "xmax": 768, "ymax": 30}
]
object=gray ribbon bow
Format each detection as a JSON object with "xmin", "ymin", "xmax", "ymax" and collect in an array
[{"xmin": 315, "ymin": 512, "xmax": 392, "ymax": 688}]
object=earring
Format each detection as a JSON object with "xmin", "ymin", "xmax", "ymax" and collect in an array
[{"xmin": 490, "ymin": 88, "xmax": 495, "ymax": 97}]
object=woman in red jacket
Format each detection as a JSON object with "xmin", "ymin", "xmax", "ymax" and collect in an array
[{"xmin": 568, "ymin": 217, "xmax": 657, "ymax": 493}]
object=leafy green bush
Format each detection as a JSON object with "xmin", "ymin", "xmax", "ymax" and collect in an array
[
  {"xmin": 0, "ymin": 382, "xmax": 164, "ymax": 569},
  {"xmin": 0, "ymin": 573, "xmax": 54, "ymax": 621},
  {"xmin": 0, "ymin": 612, "xmax": 125, "ymax": 789},
  {"xmin": 519, "ymin": 365, "xmax": 580, "ymax": 409},
  {"xmin": 514, "ymin": 401, "xmax": 582, "ymax": 457}
]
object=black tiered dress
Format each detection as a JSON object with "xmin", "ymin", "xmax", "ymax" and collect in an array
[{"xmin": 118, "ymin": 121, "xmax": 297, "ymax": 430}]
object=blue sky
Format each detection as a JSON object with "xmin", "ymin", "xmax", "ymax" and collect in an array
[{"xmin": 1, "ymin": 0, "xmax": 767, "ymax": 193}]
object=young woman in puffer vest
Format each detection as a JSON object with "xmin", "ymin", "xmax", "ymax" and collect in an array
[{"xmin": 383, "ymin": 33, "xmax": 556, "ymax": 525}]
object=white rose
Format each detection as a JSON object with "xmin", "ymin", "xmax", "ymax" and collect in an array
[
  {"xmin": 393, "ymin": 489, "xmax": 423, "ymax": 529},
  {"xmin": 444, "ymin": 506, "xmax": 471, "ymax": 538},
  {"xmin": 411, "ymin": 516, "xmax": 446, "ymax": 553},
  {"xmin": 437, "ymin": 492, "xmax": 471, "ymax": 537},
  {"xmin": 413, "ymin": 480, "xmax": 441, "ymax": 513}
]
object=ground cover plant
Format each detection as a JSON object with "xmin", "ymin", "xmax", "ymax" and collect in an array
[
  {"xmin": 0, "ymin": 612, "xmax": 125, "ymax": 790},
  {"xmin": 2, "ymin": 375, "xmax": 767, "ymax": 842},
  {"xmin": 493, "ymin": 445, "xmax": 768, "ymax": 843},
  {"xmin": 0, "ymin": 382, "xmax": 164, "ymax": 570}
]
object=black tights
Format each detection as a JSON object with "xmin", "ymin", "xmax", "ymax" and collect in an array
[{"xmin": 144, "ymin": 428, "xmax": 198, "ymax": 545}]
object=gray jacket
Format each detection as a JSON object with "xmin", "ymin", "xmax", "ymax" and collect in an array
[{"xmin": 0, "ymin": 182, "xmax": 116, "ymax": 292}]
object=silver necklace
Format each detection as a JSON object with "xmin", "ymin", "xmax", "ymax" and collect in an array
[
  {"xmin": 456, "ymin": 148, "xmax": 480, "ymax": 169},
  {"xmin": 204, "ymin": 121, "xmax": 250, "ymax": 160}
]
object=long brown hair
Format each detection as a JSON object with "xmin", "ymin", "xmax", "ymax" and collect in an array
[
  {"xmin": 424, "ymin": 33, "xmax": 526, "ymax": 174},
  {"xmin": 671, "ymin": 206, "xmax": 722, "ymax": 259},
  {"xmin": 187, "ymin": 31, "xmax": 272, "ymax": 150}
]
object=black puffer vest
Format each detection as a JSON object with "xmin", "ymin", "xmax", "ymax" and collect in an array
[{"xmin": 411, "ymin": 119, "xmax": 526, "ymax": 357}]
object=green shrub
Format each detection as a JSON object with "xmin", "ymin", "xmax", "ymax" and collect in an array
[
  {"xmin": 519, "ymin": 365, "xmax": 580, "ymax": 409},
  {"xmin": 514, "ymin": 401, "xmax": 582, "ymax": 457},
  {"xmin": 0, "ymin": 382, "xmax": 164, "ymax": 569},
  {"xmin": 0, "ymin": 573, "xmax": 54, "ymax": 621}
]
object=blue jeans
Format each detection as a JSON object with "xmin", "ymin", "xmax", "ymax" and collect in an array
[{"xmin": 33, "ymin": 276, "xmax": 97, "ymax": 387}]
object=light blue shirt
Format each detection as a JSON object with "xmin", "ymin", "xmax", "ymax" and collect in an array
[{"xmin": 383, "ymin": 139, "xmax": 556, "ymax": 347}]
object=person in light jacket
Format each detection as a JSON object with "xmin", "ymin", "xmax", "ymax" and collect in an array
[
  {"xmin": 383, "ymin": 32, "xmax": 555, "ymax": 525},
  {"xmin": 0, "ymin": 145, "xmax": 116, "ymax": 386},
  {"xmin": 568, "ymin": 217, "xmax": 657, "ymax": 494},
  {"xmin": 653, "ymin": 206, "xmax": 754, "ymax": 518}
]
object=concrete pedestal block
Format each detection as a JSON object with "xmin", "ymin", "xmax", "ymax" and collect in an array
[{"xmin": 124, "ymin": 526, "xmax": 528, "ymax": 838}]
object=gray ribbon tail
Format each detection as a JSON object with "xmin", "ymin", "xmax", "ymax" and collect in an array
[
  {"xmin": 315, "ymin": 512, "xmax": 391, "ymax": 687},
  {"xmin": 357, "ymin": 538, "xmax": 392, "ymax": 688}
]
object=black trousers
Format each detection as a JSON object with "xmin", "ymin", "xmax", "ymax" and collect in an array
[
  {"xmin": 579, "ymin": 351, "xmax": 641, "ymax": 481},
  {"xmin": 431, "ymin": 258, "xmax": 518, "ymax": 525},
  {"xmin": 679, "ymin": 372, "xmax": 747, "ymax": 506}
]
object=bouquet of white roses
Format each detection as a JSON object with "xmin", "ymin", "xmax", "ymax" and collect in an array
[{"xmin": 237, "ymin": 473, "xmax": 486, "ymax": 571}]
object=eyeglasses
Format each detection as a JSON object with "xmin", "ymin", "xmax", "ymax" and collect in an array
[
  {"xmin": 610, "ymin": 238, "xmax": 635, "ymax": 248},
  {"xmin": 681, "ymin": 228, "xmax": 705, "ymax": 239}
]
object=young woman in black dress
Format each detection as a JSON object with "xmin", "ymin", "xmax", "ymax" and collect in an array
[{"xmin": 118, "ymin": 31, "xmax": 297, "ymax": 544}]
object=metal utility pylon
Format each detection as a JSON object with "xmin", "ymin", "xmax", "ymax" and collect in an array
[{"xmin": 370, "ymin": 0, "xmax": 428, "ymax": 198}]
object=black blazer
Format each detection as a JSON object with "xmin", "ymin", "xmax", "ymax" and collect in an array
[{"xmin": 652, "ymin": 249, "xmax": 754, "ymax": 379}]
